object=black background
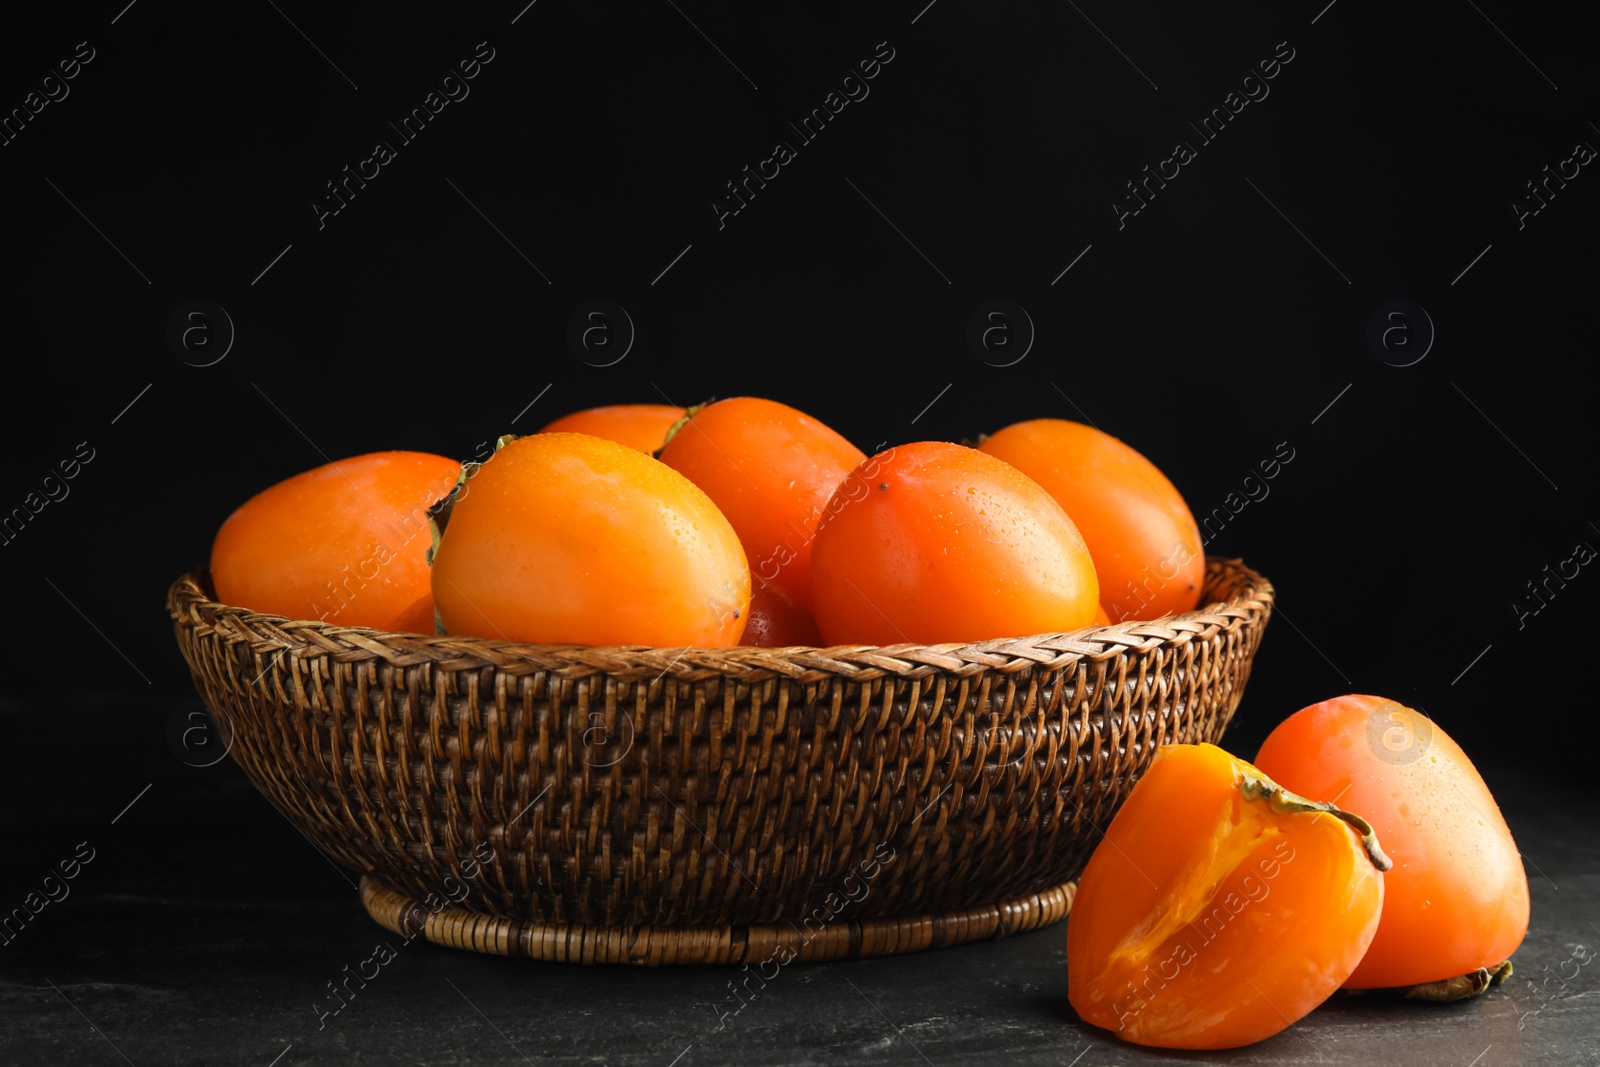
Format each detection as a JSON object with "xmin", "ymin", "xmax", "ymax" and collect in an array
[{"xmin": 3, "ymin": 0, "xmax": 1596, "ymax": 770}]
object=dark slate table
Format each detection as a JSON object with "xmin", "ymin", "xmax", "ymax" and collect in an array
[{"xmin": 3, "ymin": 692, "xmax": 1595, "ymax": 1066}]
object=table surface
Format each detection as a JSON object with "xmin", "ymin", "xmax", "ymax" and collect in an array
[{"xmin": 3, "ymin": 692, "xmax": 1596, "ymax": 1067}]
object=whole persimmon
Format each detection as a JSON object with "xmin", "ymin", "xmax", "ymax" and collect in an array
[
  {"xmin": 539, "ymin": 403, "xmax": 684, "ymax": 454},
  {"xmin": 808, "ymin": 442, "xmax": 1098, "ymax": 645},
  {"xmin": 430, "ymin": 433, "xmax": 750, "ymax": 647},
  {"xmin": 210, "ymin": 451, "xmax": 460, "ymax": 633},
  {"xmin": 739, "ymin": 580, "xmax": 824, "ymax": 648},
  {"xmin": 978, "ymin": 419, "xmax": 1203, "ymax": 622},
  {"xmin": 656, "ymin": 397, "xmax": 864, "ymax": 611},
  {"xmin": 1068, "ymin": 742, "xmax": 1389, "ymax": 1049},
  {"xmin": 1253, "ymin": 695, "xmax": 1530, "ymax": 991}
]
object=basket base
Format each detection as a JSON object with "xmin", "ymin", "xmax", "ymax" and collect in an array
[{"xmin": 359, "ymin": 878, "xmax": 1077, "ymax": 966}]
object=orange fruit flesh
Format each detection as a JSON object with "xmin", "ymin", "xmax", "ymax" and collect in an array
[{"xmin": 1068, "ymin": 744, "xmax": 1383, "ymax": 1050}]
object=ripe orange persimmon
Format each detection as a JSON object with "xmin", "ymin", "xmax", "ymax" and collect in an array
[
  {"xmin": 978, "ymin": 419, "xmax": 1203, "ymax": 622},
  {"xmin": 808, "ymin": 442, "xmax": 1098, "ymax": 645},
  {"xmin": 1253, "ymin": 695, "xmax": 1530, "ymax": 990},
  {"xmin": 1068, "ymin": 743, "xmax": 1389, "ymax": 1049},
  {"xmin": 538, "ymin": 403, "xmax": 684, "ymax": 453},
  {"xmin": 430, "ymin": 433, "xmax": 749, "ymax": 647},
  {"xmin": 657, "ymin": 397, "xmax": 865, "ymax": 612},
  {"xmin": 211, "ymin": 451, "xmax": 460, "ymax": 633}
]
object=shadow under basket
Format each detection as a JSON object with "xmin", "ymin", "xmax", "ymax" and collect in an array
[{"xmin": 168, "ymin": 558, "xmax": 1273, "ymax": 965}]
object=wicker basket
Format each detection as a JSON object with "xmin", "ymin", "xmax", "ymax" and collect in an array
[{"xmin": 167, "ymin": 558, "xmax": 1272, "ymax": 965}]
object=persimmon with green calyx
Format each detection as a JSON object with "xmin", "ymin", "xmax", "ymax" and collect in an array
[
  {"xmin": 210, "ymin": 451, "xmax": 461, "ymax": 634},
  {"xmin": 538, "ymin": 403, "xmax": 684, "ymax": 454},
  {"xmin": 1067, "ymin": 742, "xmax": 1390, "ymax": 1050},
  {"xmin": 808, "ymin": 441, "xmax": 1098, "ymax": 645},
  {"xmin": 656, "ymin": 396, "xmax": 865, "ymax": 612},
  {"xmin": 429, "ymin": 432, "xmax": 750, "ymax": 647},
  {"xmin": 1253, "ymin": 695, "xmax": 1529, "ymax": 996},
  {"xmin": 978, "ymin": 419, "xmax": 1203, "ymax": 622}
]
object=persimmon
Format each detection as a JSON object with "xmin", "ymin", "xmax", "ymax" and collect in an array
[
  {"xmin": 978, "ymin": 419, "xmax": 1203, "ymax": 622},
  {"xmin": 1253, "ymin": 695, "xmax": 1529, "ymax": 991},
  {"xmin": 430, "ymin": 433, "xmax": 749, "ymax": 647},
  {"xmin": 538, "ymin": 403, "xmax": 683, "ymax": 454},
  {"xmin": 739, "ymin": 580, "xmax": 824, "ymax": 648},
  {"xmin": 656, "ymin": 397, "xmax": 864, "ymax": 611},
  {"xmin": 808, "ymin": 442, "xmax": 1098, "ymax": 645},
  {"xmin": 1068, "ymin": 743, "xmax": 1389, "ymax": 1049},
  {"xmin": 210, "ymin": 451, "xmax": 460, "ymax": 633}
]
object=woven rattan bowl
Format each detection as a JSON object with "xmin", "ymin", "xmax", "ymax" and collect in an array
[{"xmin": 168, "ymin": 557, "xmax": 1272, "ymax": 965}]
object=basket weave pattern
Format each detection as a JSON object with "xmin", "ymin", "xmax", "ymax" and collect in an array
[{"xmin": 168, "ymin": 558, "xmax": 1272, "ymax": 960}]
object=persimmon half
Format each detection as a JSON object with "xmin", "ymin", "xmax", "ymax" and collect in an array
[
  {"xmin": 210, "ymin": 451, "xmax": 460, "ymax": 633},
  {"xmin": 978, "ymin": 419, "xmax": 1203, "ymax": 622},
  {"xmin": 656, "ymin": 396, "xmax": 865, "ymax": 612},
  {"xmin": 538, "ymin": 403, "xmax": 684, "ymax": 454},
  {"xmin": 430, "ymin": 432, "xmax": 750, "ymax": 647},
  {"xmin": 1253, "ymin": 695, "xmax": 1530, "ymax": 991},
  {"xmin": 1067, "ymin": 743, "xmax": 1389, "ymax": 1050},
  {"xmin": 808, "ymin": 441, "xmax": 1098, "ymax": 645}
]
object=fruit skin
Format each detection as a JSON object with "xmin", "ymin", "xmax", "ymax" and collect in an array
[
  {"xmin": 539, "ymin": 403, "xmax": 684, "ymax": 454},
  {"xmin": 1253, "ymin": 694, "xmax": 1530, "ymax": 989},
  {"xmin": 210, "ymin": 451, "xmax": 460, "ymax": 633},
  {"xmin": 739, "ymin": 580, "xmax": 824, "ymax": 648},
  {"xmin": 1067, "ymin": 743, "xmax": 1385, "ymax": 1050},
  {"xmin": 808, "ymin": 441, "xmax": 1098, "ymax": 645},
  {"xmin": 431, "ymin": 432, "xmax": 749, "ymax": 647},
  {"xmin": 656, "ymin": 397, "xmax": 865, "ymax": 612},
  {"xmin": 978, "ymin": 419, "xmax": 1203, "ymax": 622}
]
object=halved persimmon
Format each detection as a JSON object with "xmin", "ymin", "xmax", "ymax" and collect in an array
[{"xmin": 1067, "ymin": 743, "xmax": 1389, "ymax": 1049}]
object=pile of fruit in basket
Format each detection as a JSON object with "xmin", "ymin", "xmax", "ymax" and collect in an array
[{"xmin": 208, "ymin": 397, "xmax": 1205, "ymax": 647}]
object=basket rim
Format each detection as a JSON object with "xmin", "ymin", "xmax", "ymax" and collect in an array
[{"xmin": 168, "ymin": 558, "xmax": 1273, "ymax": 683}]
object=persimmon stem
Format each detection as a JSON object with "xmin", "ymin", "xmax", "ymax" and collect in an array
[
  {"xmin": 1402, "ymin": 960, "xmax": 1514, "ymax": 1001},
  {"xmin": 427, "ymin": 434, "xmax": 520, "ymax": 563},
  {"xmin": 425, "ymin": 435, "xmax": 520, "ymax": 636},
  {"xmin": 1238, "ymin": 773, "xmax": 1393, "ymax": 872},
  {"xmin": 654, "ymin": 399, "xmax": 714, "ymax": 458}
]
